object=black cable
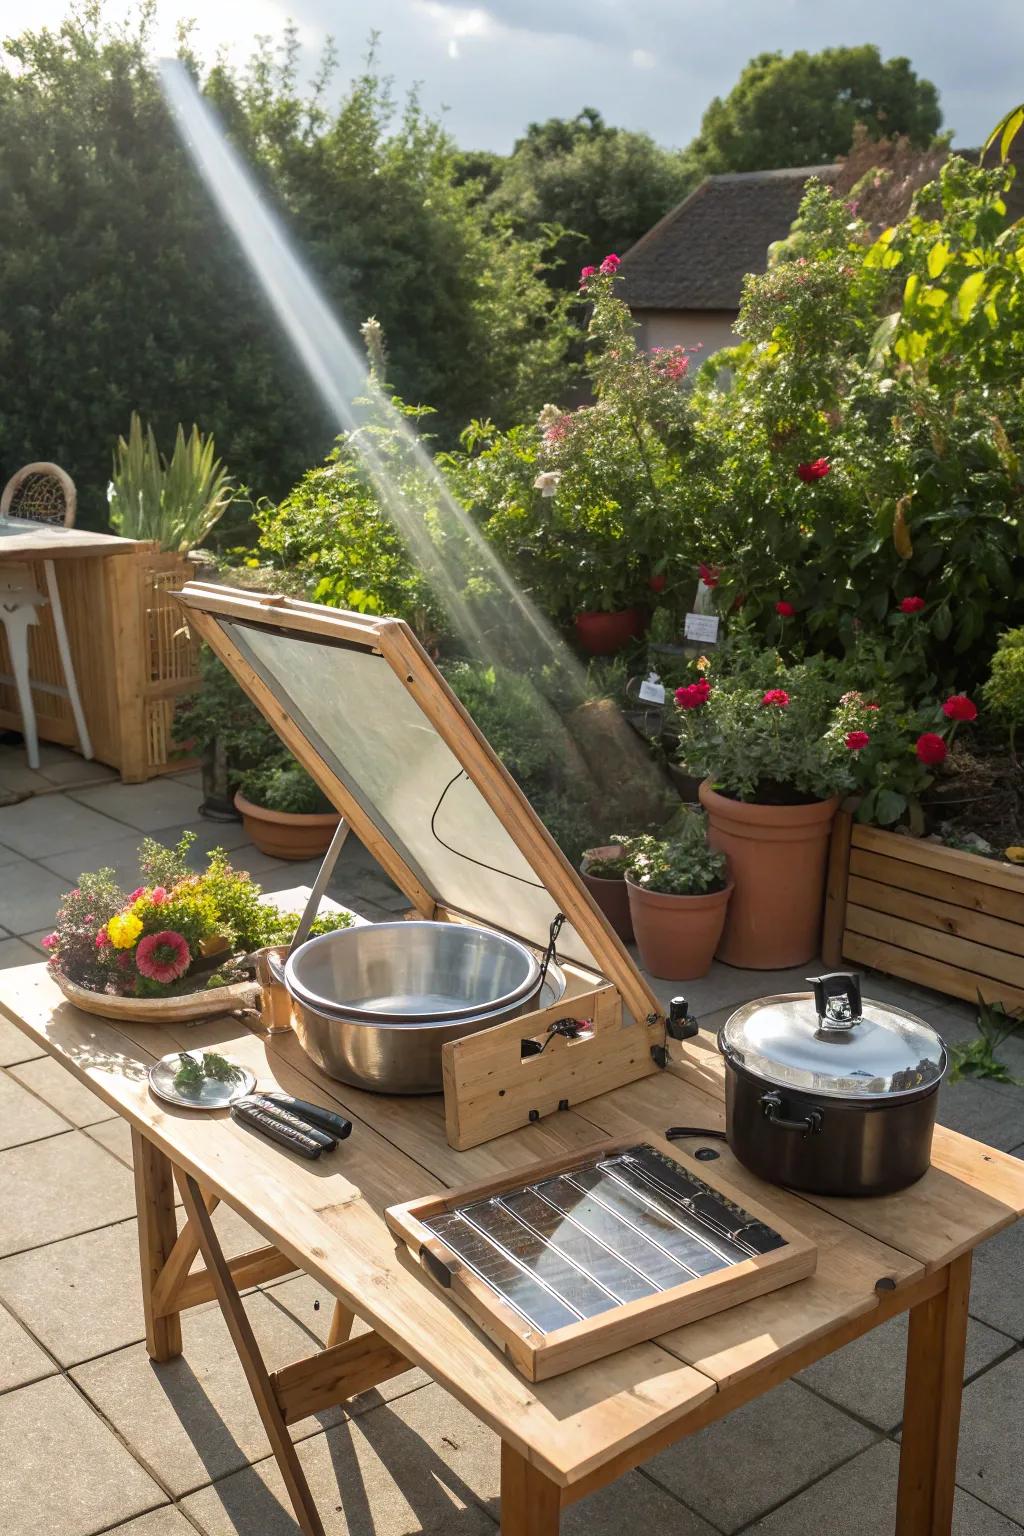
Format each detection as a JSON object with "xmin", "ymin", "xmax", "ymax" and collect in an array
[
  {"xmin": 665, "ymin": 1126, "xmax": 728, "ymax": 1142},
  {"xmin": 429, "ymin": 770, "xmax": 547, "ymax": 890}
]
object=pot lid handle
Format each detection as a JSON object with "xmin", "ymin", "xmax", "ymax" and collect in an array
[{"xmin": 807, "ymin": 971, "xmax": 863, "ymax": 1032}]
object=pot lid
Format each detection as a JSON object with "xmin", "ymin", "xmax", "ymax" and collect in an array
[
  {"xmin": 719, "ymin": 972, "xmax": 946, "ymax": 1100},
  {"xmin": 172, "ymin": 583, "xmax": 659, "ymax": 1025}
]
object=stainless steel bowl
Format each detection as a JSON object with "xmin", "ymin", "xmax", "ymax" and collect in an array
[{"xmin": 284, "ymin": 921, "xmax": 541, "ymax": 1023}]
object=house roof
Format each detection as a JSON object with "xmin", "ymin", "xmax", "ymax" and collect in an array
[{"xmin": 619, "ymin": 164, "xmax": 841, "ymax": 312}]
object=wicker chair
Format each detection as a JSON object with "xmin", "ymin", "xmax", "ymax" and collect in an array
[
  {"xmin": 0, "ymin": 462, "xmax": 91, "ymax": 767},
  {"xmin": 0, "ymin": 461, "xmax": 77, "ymax": 526}
]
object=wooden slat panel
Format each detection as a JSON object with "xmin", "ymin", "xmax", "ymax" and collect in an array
[
  {"xmin": 845, "ymin": 904, "xmax": 1024, "ymax": 990},
  {"xmin": 822, "ymin": 808, "xmax": 853, "ymax": 967},
  {"xmin": 848, "ymin": 876, "xmax": 1024, "ymax": 955},
  {"xmin": 851, "ymin": 825, "xmax": 1024, "ymax": 896},
  {"xmin": 841, "ymin": 932, "xmax": 1024, "ymax": 1011},
  {"xmin": 850, "ymin": 848, "xmax": 1024, "ymax": 926}
]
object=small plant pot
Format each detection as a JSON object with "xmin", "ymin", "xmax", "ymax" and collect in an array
[
  {"xmin": 625, "ymin": 876, "xmax": 733, "ymax": 980},
  {"xmin": 574, "ymin": 608, "xmax": 647, "ymax": 656},
  {"xmin": 234, "ymin": 791, "xmax": 340, "ymax": 861},
  {"xmin": 580, "ymin": 846, "xmax": 634, "ymax": 943}
]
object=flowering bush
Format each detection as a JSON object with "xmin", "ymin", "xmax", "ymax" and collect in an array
[
  {"xmin": 614, "ymin": 812, "xmax": 727, "ymax": 897},
  {"xmin": 44, "ymin": 833, "xmax": 351, "ymax": 998},
  {"xmin": 828, "ymin": 687, "xmax": 978, "ymax": 828}
]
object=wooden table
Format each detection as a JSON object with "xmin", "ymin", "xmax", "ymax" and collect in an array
[{"xmin": 3, "ymin": 960, "xmax": 1022, "ymax": 1535}]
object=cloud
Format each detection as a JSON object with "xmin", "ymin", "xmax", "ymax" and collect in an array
[{"xmin": 631, "ymin": 48, "xmax": 656, "ymax": 69}]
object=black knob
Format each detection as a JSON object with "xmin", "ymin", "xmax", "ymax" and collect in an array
[{"xmin": 666, "ymin": 996, "xmax": 699, "ymax": 1041}]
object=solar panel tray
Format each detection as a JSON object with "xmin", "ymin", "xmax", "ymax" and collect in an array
[{"xmin": 386, "ymin": 1136, "xmax": 817, "ymax": 1380}]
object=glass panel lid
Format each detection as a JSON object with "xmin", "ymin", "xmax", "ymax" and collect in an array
[{"xmin": 720, "ymin": 976, "xmax": 946, "ymax": 1100}]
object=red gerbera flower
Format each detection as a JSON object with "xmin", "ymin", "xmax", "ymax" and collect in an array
[
  {"xmin": 797, "ymin": 458, "xmax": 830, "ymax": 482},
  {"xmin": 942, "ymin": 694, "xmax": 977, "ymax": 722},
  {"xmin": 915, "ymin": 733, "xmax": 947, "ymax": 766},
  {"xmin": 899, "ymin": 595, "xmax": 926, "ymax": 614},
  {"xmin": 135, "ymin": 931, "xmax": 191, "ymax": 985},
  {"xmin": 775, "ymin": 600, "xmax": 796, "ymax": 617},
  {"xmin": 698, "ymin": 562, "xmax": 720, "ymax": 588},
  {"xmin": 845, "ymin": 731, "xmax": 871, "ymax": 751},
  {"xmin": 761, "ymin": 689, "xmax": 790, "ymax": 708}
]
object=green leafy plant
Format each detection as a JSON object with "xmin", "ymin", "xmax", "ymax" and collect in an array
[
  {"xmin": 614, "ymin": 814, "xmax": 727, "ymax": 897},
  {"xmin": 109, "ymin": 413, "xmax": 237, "ymax": 552},
  {"xmin": 172, "ymin": 647, "xmax": 279, "ymax": 795},
  {"xmin": 580, "ymin": 849, "xmax": 631, "ymax": 880},
  {"xmin": 238, "ymin": 758, "xmax": 333, "ymax": 816},
  {"xmin": 173, "ymin": 1051, "xmax": 244, "ymax": 1092},
  {"xmin": 948, "ymin": 996, "xmax": 1022, "ymax": 1085},
  {"xmin": 982, "ymin": 629, "xmax": 1024, "ymax": 761}
]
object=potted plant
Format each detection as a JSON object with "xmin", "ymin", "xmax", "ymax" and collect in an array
[
  {"xmin": 580, "ymin": 845, "xmax": 634, "ymax": 942},
  {"xmin": 615, "ymin": 814, "xmax": 732, "ymax": 979},
  {"xmin": 674, "ymin": 657, "xmax": 857, "ymax": 968},
  {"xmin": 235, "ymin": 755, "xmax": 341, "ymax": 860},
  {"xmin": 173, "ymin": 648, "xmax": 281, "ymax": 820}
]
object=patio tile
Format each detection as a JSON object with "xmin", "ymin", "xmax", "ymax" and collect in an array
[
  {"xmin": 39, "ymin": 757, "xmax": 119, "ymax": 788},
  {"xmin": 40, "ymin": 818, "xmax": 252, "ymax": 886},
  {"xmin": 0, "ymin": 1300, "xmax": 56, "ymax": 1392},
  {"xmin": 642, "ymin": 1378, "xmax": 876, "ymax": 1533},
  {"xmin": 262, "ymin": 1273, "xmax": 431, "ymax": 1408},
  {"xmin": 566, "ymin": 1471, "xmax": 719, "ymax": 1536},
  {"xmin": 748, "ymin": 1439, "xmax": 1024, "ymax": 1534},
  {"xmin": 0, "ymin": 793, "xmax": 127, "ymax": 858},
  {"xmin": 106, "ymin": 1513, "xmax": 199, "ymax": 1536},
  {"xmin": 0, "ymin": 1129, "xmax": 136, "ymax": 1256},
  {"xmin": 0, "ymin": 1375, "xmax": 166, "ymax": 1536},
  {"xmin": 936, "ymin": 1077, "xmax": 1024, "ymax": 1152},
  {"xmin": 797, "ymin": 1311, "xmax": 1014, "ymax": 1430},
  {"xmin": 0, "ymin": 933, "xmax": 43, "ymax": 968},
  {"xmin": 0, "ymin": 763, "xmax": 50, "ymax": 795},
  {"xmin": 72, "ymin": 1292, "xmax": 350, "ymax": 1498},
  {"xmin": 182, "ymin": 1383, "xmax": 501, "ymax": 1535},
  {"xmin": 0, "ymin": 857, "xmax": 71, "ymax": 933},
  {"xmin": 958, "ymin": 1351, "xmax": 1024, "ymax": 1520},
  {"xmin": 69, "ymin": 778, "xmax": 204, "ymax": 831},
  {"xmin": 10, "ymin": 1053, "xmax": 116, "ymax": 1127},
  {"xmin": 0, "ymin": 1065, "xmax": 70, "ymax": 1149},
  {"xmin": 969, "ymin": 1222, "xmax": 1024, "ymax": 1339},
  {"xmin": 85, "ymin": 1113, "xmax": 137, "ymax": 1170},
  {"xmin": 0, "ymin": 1011, "xmax": 45, "ymax": 1065}
]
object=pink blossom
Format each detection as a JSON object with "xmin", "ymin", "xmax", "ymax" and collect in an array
[
  {"xmin": 150, "ymin": 886, "xmax": 168, "ymax": 906},
  {"xmin": 41, "ymin": 933, "xmax": 58, "ymax": 950},
  {"xmin": 135, "ymin": 931, "xmax": 191, "ymax": 985},
  {"xmin": 599, "ymin": 253, "xmax": 621, "ymax": 274},
  {"xmin": 128, "ymin": 887, "xmax": 145, "ymax": 903},
  {"xmin": 578, "ymin": 265, "xmax": 597, "ymax": 288},
  {"xmin": 95, "ymin": 930, "xmax": 110, "ymax": 949}
]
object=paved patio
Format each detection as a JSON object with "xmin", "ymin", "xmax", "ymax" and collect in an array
[{"xmin": 0, "ymin": 744, "xmax": 1022, "ymax": 1535}]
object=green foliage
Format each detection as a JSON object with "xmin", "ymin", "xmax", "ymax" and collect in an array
[
  {"xmin": 239, "ymin": 758, "xmax": 332, "ymax": 816},
  {"xmin": 614, "ymin": 814, "xmax": 727, "ymax": 897},
  {"xmin": 109, "ymin": 413, "xmax": 237, "ymax": 552},
  {"xmin": 948, "ymin": 996, "xmax": 1023, "ymax": 1085},
  {"xmin": 690, "ymin": 45, "xmax": 941, "ymax": 175},
  {"xmin": 172, "ymin": 648, "xmax": 277, "ymax": 770},
  {"xmin": 982, "ymin": 629, "xmax": 1024, "ymax": 753}
]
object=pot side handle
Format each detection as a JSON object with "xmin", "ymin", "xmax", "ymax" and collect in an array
[{"xmin": 760, "ymin": 1091, "xmax": 822, "ymax": 1137}]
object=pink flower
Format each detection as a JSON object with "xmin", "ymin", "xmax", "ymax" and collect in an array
[
  {"xmin": 899, "ymin": 596, "xmax": 926, "ymax": 614},
  {"xmin": 135, "ymin": 931, "xmax": 191, "ymax": 985},
  {"xmin": 866, "ymin": 703, "xmax": 880, "ymax": 711},
  {"xmin": 95, "ymin": 930, "xmax": 110, "ymax": 949},
  {"xmin": 579, "ymin": 265, "xmax": 597, "ymax": 288},
  {"xmin": 761, "ymin": 689, "xmax": 790, "ymax": 708},
  {"xmin": 41, "ymin": 933, "xmax": 58, "ymax": 950},
  {"xmin": 845, "ymin": 731, "xmax": 871, "ymax": 751},
  {"xmin": 128, "ymin": 887, "xmax": 145, "ymax": 903},
  {"xmin": 599, "ymin": 253, "xmax": 621, "ymax": 274},
  {"xmin": 775, "ymin": 601, "xmax": 796, "ymax": 617},
  {"xmin": 942, "ymin": 694, "xmax": 977, "ymax": 722},
  {"xmin": 150, "ymin": 886, "xmax": 168, "ymax": 906},
  {"xmin": 796, "ymin": 458, "xmax": 830, "ymax": 482},
  {"xmin": 675, "ymin": 681, "xmax": 711, "ymax": 710}
]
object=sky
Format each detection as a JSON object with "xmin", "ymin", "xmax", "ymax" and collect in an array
[{"xmin": 4, "ymin": 0, "xmax": 1022, "ymax": 151}]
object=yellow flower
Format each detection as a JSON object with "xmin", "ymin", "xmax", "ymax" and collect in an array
[
  {"xmin": 1004, "ymin": 847, "xmax": 1024, "ymax": 865},
  {"xmin": 696, "ymin": 655, "xmax": 711, "ymax": 673},
  {"xmin": 107, "ymin": 912, "xmax": 143, "ymax": 949}
]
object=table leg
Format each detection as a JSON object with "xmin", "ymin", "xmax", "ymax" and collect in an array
[
  {"xmin": 132, "ymin": 1130, "xmax": 182, "ymax": 1362},
  {"xmin": 178, "ymin": 1173, "xmax": 326, "ymax": 1536},
  {"xmin": 896, "ymin": 1252, "xmax": 972, "ymax": 1535},
  {"xmin": 327, "ymin": 1301, "xmax": 355, "ymax": 1348},
  {"xmin": 500, "ymin": 1442, "xmax": 561, "ymax": 1534},
  {"xmin": 43, "ymin": 558, "xmax": 93, "ymax": 759}
]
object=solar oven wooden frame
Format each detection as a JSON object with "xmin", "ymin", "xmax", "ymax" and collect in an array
[{"xmin": 387, "ymin": 1134, "xmax": 817, "ymax": 1381}]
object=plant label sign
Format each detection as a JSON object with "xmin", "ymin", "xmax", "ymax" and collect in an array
[
  {"xmin": 684, "ymin": 612, "xmax": 720, "ymax": 643},
  {"xmin": 638, "ymin": 675, "xmax": 666, "ymax": 705}
]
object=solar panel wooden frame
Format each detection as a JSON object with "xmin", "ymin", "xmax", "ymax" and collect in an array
[{"xmin": 387, "ymin": 1134, "xmax": 817, "ymax": 1381}]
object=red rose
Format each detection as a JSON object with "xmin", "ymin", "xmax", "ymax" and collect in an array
[
  {"xmin": 942, "ymin": 694, "xmax": 977, "ymax": 722},
  {"xmin": 698, "ymin": 562, "xmax": 720, "ymax": 588},
  {"xmin": 761, "ymin": 688, "xmax": 790, "ymax": 708},
  {"xmin": 899, "ymin": 595, "xmax": 926, "ymax": 614},
  {"xmin": 865, "ymin": 703, "xmax": 880, "ymax": 711},
  {"xmin": 599, "ymin": 253, "xmax": 621, "ymax": 274},
  {"xmin": 796, "ymin": 458, "xmax": 830, "ymax": 482},
  {"xmin": 675, "ymin": 681, "xmax": 711, "ymax": 710},
  {"xmin": 648, "ymin": 573, "xmax": 667, "ymax": 593},
  {"xmin": 845, "ymin": 731, "xmax": 870, "ymax": 751},
  {"xmin": 916, "ymin": 733, "xmax": 947, "ymax": 766},
  {"xmin": 775, "ymin": 601, "xmax": 796, "ymax": 617},
  {"xmin": 579, "ymin": 265, "xmax": 597, "ymax": 288}
]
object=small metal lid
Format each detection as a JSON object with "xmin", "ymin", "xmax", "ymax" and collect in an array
[{"xmin": 719, "ymin": 972, "xmax": 946, "ymax": 1101}]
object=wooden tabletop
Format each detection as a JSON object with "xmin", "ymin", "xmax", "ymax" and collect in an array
[
  {"xmin": 3, "ymin": 960, "xmax": 1023, "ymax": 1490},
  {"xmin": 0, "ymin": 518, "xmax": 135, "ymax": 558}
]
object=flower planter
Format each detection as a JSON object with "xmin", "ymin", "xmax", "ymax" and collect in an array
[
  {"xmin": 51, "ymin": 969, "xmax": 257, "ymax": 1024},
  {"xmin": 625, "ymin": 876, "xmax": 733, "ymax": 980},
  {"xmin": 573, "ymin": 608, "xmax": 647, "ymax": 657},
  {"xmin": 823, "ymin": 813, "xmax": 1024, "ymax": 1009},
  {"xmin": 234, "ymin": 791, "xmax": 341, "ymax": 861},
  {"xmin": 699, "ymin": 780, "xmax": 839, "ymax": 969},
  {"xmin": 580, "ymin": 847, "xmax": 633, "ymax": 943}
]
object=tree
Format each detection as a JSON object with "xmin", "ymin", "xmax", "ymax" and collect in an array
[
  {"xmin": 690, "ymin": 46, "xmax": 942, "ymax": 176},
  {"xmin": 486, "ymin": 109, "xmax": 694, "ymax": 286}
]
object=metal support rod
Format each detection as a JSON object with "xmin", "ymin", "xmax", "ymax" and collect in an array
[{"xmin": 289, "ymin": 817, "xmax": 351, "ymax": 955}]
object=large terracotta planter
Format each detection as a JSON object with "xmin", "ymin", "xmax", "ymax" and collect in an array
[
  {"xmin": 573, "ymin": 608, "xmax": 646, "ymax": 656},
  {"xmin": 234, "ymin": 791, "xmax": 340, "ymax": 861},
  {"xmin": 699, "ymin": 780, "xmax": 839, "ymax": 969},
  {"xmin": 580, "ymin": 847, "xmax": 633, "ymax": 943},
  {"xmin": 625, "ymin": 876, "xmax": 733, "ymax": 980}
]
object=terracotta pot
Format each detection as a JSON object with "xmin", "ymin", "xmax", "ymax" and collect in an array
[
  {"xmin": 573, "ymin": 608, "xmax": 647, "ymax": 656},
  {"xmin": 580, "ymin": 846, "xmax": 634, "ymax": 943},
  {"xmin": 625, "ymin": 876, "xmax": 733, "ymax": 980},
  {"xmin": 234, "ymin": 791, "xmax": 340, "ymax": 861},
  {"xmin": 699, "ymin": 780, "xmax": 839, "ymax": 969}
]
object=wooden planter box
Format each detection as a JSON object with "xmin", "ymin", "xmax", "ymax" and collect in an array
[
  {"xmin": 0, "ymin": 543, "xmax": 199, "ymax": 782},
  {"xmin": 823, "ymin": 810, "xmax": 1024, "ymax": 1009}
]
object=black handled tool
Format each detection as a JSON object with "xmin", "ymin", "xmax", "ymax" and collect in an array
[
  {"xmin": 257, "ymin": 1092, "xmax": 352, "ymax": 1142},
  {"xmin": 238, "ymin": 1096, "xmax": 338, "ymax": 1151},
  {"xmin": 231, "ymin": 1100, "xmax": 324, "ymax": 1159}
]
